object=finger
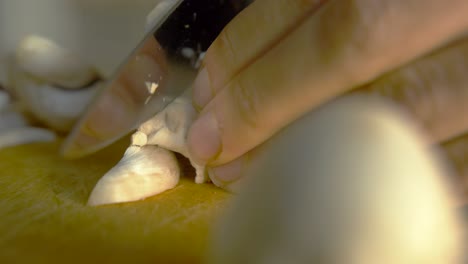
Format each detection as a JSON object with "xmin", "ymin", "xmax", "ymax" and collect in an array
[
  {"xmin": 207, "ymin": 149, "xmax": 253, "ymax": 193},
  {"xmin": 192, "ymin": 0, "xmax": 327, "ymax": 109},
  {"xmin": 211, "ymin": 34, "xmax": 468, "ymax": 200},
  {"xmin": 356, "ymin": 36, "xmax": 468, "ymax": 143},
  {"xmin": 188, "ymin": 0, "xmax": 468, "ymax": 166},
  {"xmin": 442, "ymin": 133, "xmax": 468, "ymax": 204}
]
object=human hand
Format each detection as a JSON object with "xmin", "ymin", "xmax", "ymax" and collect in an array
[{"xmin": 187, "ymin": 0, "xmax": 468, "ymax": 192}]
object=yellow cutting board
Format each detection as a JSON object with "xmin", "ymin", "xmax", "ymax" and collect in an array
[{"xmin": 0, "ymin": 139, "xmax": 231, "ymax": 263}]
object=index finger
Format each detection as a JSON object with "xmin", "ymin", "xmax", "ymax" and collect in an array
[
  {"xmin": 192, "ymin": 0, "xmax": 327, "ymax": 108},
  {"xmin": 188, "ymin": 0, "xmax": 468, "ymax": 166}
]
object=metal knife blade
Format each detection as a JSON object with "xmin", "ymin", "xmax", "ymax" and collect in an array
[{"xmin": 61, "ymin": 0, "xmax": 251, "ymax": 158}]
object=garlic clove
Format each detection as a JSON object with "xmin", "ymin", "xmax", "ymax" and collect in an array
[
  {"xmin": 88, "ymin": 88, "xmax": 206, "ymax": 206},
  {"xmin": 9, "ymin": 72, "xmax": 100, "ymax": 132},
  {"xmin": 0, "ymin": 127, "xmax": 55, "ymax": 149},
  {"xmin": 140, "ymin": 88, "xmax": 208, "ymax": 183},
  {"xmin": 15, "ymin": 35, "xmax": 100, "ymax": 89},
  {"xmin": 8, "ymin": 35, "xmax": 103, "ymax": 132},
  {"xmin": 88, "ymin": 145, "xmax": 180, "ymax": 206}
]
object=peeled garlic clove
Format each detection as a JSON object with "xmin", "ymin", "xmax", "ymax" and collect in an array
[
  {"xmin": 8, "ymin": 74, "xmax": 99, "ymax": 132},
  {"xmin": 0, "ymin": 127, "xmax": 55, "ymax": 149},
  {"xmin": 8, "ymin": 35, "xmax": 102, "ymax": 132},
  {"xmin": 15, "ymin": 35, "xmax": 99, "ymax": 89},
  {"xmin": 209, "ymin": 95, "xmax": 462, "ymax": 264},
  {"xmin": 88, "ymin": 145, "xmax": 180, "ymax": 206},
  {"xmin": 140, "ymin": 88, "xmax": 208, "ymax": 183}
]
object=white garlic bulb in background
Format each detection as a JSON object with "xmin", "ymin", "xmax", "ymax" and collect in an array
[
  {"xmin": 8, "ymin": 35, "xmax": 102, "ymax": 132},
  {"xmin": 208, "ymin": 95, "xmax": 463, "ymax": 264},
  {"xmin": 14, "ymin": 35, "xmax": 100, "ymax": 89},
  {"xmin": 0, "ymin": 88, "xmax": 55, "ymax": 149}
]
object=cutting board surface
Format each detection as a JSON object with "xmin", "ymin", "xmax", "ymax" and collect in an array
[{"xmin": 0, "ymin": 139, "xmax": 231, "ymax": 263}]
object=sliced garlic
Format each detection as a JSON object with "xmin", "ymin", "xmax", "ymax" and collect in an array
[
  {"xmin": 15, "ymin": 35, "xmax": 99, "ymax": 89},
  {"xmin": 88, "ymin": 145, "xmax": 180, "ymax": 206}
]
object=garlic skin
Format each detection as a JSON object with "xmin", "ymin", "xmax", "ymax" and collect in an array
[
  {"xmin": 8, "ymin": 35, "xmax": 102, "ymax": 132},
  {"xmin": 208, "ymin": 95, "xmax": 462, "ymax": 264},
  {"xmin": 88, "ymin": 145, "xmax": 180, "ymax": 206}
]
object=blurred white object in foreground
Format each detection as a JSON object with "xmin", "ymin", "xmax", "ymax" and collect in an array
[{"xmin": 208, "ymin": 95, "xmax": 463, "ymax": 264}]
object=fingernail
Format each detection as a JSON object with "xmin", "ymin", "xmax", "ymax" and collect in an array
[
  {"xmin": 188, "ymin": 111, "xmax": 222, "ymax": 163},
  {"xmin": 192, "ymin": 68, "xmax": 212, "ymax": 109},
  {"xmin": 208, "ymin": 158, "xmax": 243, "ymax": 185}
]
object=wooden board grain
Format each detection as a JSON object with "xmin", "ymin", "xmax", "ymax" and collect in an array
[{"xmin": 0, "ymin": 139, "xmax": 231, "ymax": 264}]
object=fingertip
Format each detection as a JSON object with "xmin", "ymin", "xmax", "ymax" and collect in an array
[{"xmin": 187, "ymin": 111, "xmax": 222, "ymax": 164}]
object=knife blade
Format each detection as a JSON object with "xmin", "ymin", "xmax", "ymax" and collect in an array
[{"xmin": 61, "ymin": 0, "xmax": 251, "ymax": 158}]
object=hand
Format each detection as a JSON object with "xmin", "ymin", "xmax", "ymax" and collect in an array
[{"xmin": 187, "ymin": 0, "xmax": 468, "ymax": 193}]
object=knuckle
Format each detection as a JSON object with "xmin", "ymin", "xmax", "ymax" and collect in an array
[
  {"xmin": 230, "ymin": 77, "xmax": 262, "ymax": 130},
  {"xmin": 368, "ymin": 65, "xmax": 438, "ymax": 123},
  {"xmin": 213, "ymin": 26, "xmax": 239, "ymax": 66},
  {"xmin": 316, "ymin": 0, "xmax": 393, "ymax": 80},
  {"xmin": 364, "ymin": 46, "xmax": 468, "ymax": 141}
]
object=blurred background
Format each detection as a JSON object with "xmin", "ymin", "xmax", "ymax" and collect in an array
[{"xmin": 0, "ymin": 0, "xmax": 163, "ymax": 84}]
